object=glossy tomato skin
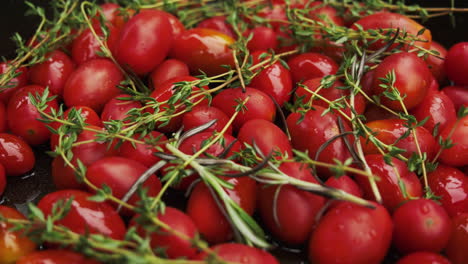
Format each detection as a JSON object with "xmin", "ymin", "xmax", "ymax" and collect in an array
[
  {"xmin": 0, "ymin": 62, "xmax": 28, "ymax": 104},
  {"xmin": 438, "ymin": 115, "xmax": 468, "ymax": 167},
  {"xmin": 362, "ymin": 119, "xmax": 437, "ymax": 160},
  {"xmin": 441, "ymin": 85, "xmax": 468, "ymax": 111},
  {"xmin": 181, "ymin": 105, "xmax": 232, "ymax": 134},
  {"xmin": 0, "ymin": 102, "xmax": 6, "ymax": 133},
  {"xmin": 249, "ymin": 50, "xmax": 292, "ymax": 107},
  {"xmin": 100, "ymin": 94, "xmax": 142, "ymax": 124},
  {"xmin": 445, "ymin": 42, "xmax": 468, "ymax": 85},
  {"xmin": 356, "ymin": 155, "xmax": 422, "ymax": 211},
  {"xmin": 287, "ymin": 52, "xmax": 339, "ymax": 84},
  {"xmin": 258, "ymin": 162, "xmax": 325, "ymax": 245},
  {"xmin": 372, "ymin": 52, "xmax": 432, "ymax": 111},
  {"xmin": 187, "ymin": 176, "xmax": 256, "ymax": 244},
  {"xmin": 114, "ymin": 10, "xmax": 173, "ymax": 75},
  {"xmin": 16, "ymin": 250, "xmax": 100, "ymax": 264},
  {"xmin": 149, "ymin": 59, "xmax": 189, "ymax": 89},
  {"xmin": 197, "ymin": 16, "xmax": 235, "ymax": 39},
  {"xmin": 71, "ymin": 23, "xmax": 120, "ymax": 65},
  {"xmin": 395, "ymin": 252, "xmax": 451, "ymax": 264},
  {"xmin": 324, "ymin": 175, "xmax": 363, "ymax": 208},
  {"xmin": 0, "ymin": 133, "xmax": 35, "ymax": 177},
  {"xmin": 29, "ymin": 50, "xmax": 75, "ymax": 97},
  {"xmin": 212, "ymin": 87, "xmax": 276, "ymax": 131},
  {"xmin": 63, "ymin": 59, "xmax": 123, "ymax": 113},
  {"xmin": 170, "ymin": 28, "xmax": 235, "ymax": 76},
  {"xmin": 411, "ymin": 91, "xmax": 457, "ymax": 134},
  {"xmin": 445, "ymin": 213, "xmax": 468, "ymax": 264},
  {"xmin": 308, "ymin": 202, "xmax": 393, "ymax": 264},
  {"xmin": 99, "ymin": 3, "xmax": 120, "ymax": 24},
  {"xmin": 0, "ymin": 206, "xmax": 36, "ymax": 264},
  {"xmin": 244, "ymin": 26, "xmax": 278, "ymax": 52},
  {"xmin": 425, "ymin": 41, "xmax": 447, "ymax": 83},
  {"xmin": 86, "ymin": 157, "xmax": 162, "ymax": 215},
  {"xmin": 427, "ymin": 165, "xmax": 468, "ymax": 217},
  {"xmin": 195, "ymin": 243, "xmax": 278, "ymax": 264},
  {"xmin": 286, "ymin": 106, "xmax": 353, "ymax": 178},
  {"xmin": 133, "ymin": 207, "xmax": 198, "ymax": 259},
  {"xmin": 38, "ymin": 190, "xmax": 126, "ymax": 240},
  {"xmin": 118, "ymin": 131, "xmax": 168, "ymax": 168},
  {"xmin": 7, "ymin": 85, "xmax": 59, "ymax": 145},
  {"xmin": 237, "ymin": 119, "xmax": 292, "ymax": 158},
  {"xmin": 392, "ymin": 198, "xmax": 451, "ymax": 254}
]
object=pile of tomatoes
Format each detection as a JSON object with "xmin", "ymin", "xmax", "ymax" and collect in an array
[{"xmin": 0, "ymin": 0, "xmax": 467, "ymax": 263}]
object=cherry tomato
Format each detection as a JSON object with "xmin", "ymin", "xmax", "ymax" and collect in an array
[
  {"xmin": 425, "ymin": 41, "xmax": 447, "ymax": 83},
  {"xmin": 441, "ymin": 85, "xmax": 468, "ymax": 111},
  {"xmin": 170, "ymin": 28, "xmax": 235, "ymax": 76},
  {"xmin": 0, "ymin": 206, "xmax": 36, "ymax": 264},
  {"xmin": 237, "ymin": 119, "xmax": 292, "ymax": 158},
  {"xmin": 161, "ymin": 12, "xmax": 185, "ymax": 37},
  {"xmin": 37, "ymin": 190, "xmax": 126, "ymax": 240},
  {"xmin": 133, "ymin": 207, "xmax": 198, "ymax": 259},
  {"xmin": 372, "ymin": 52, "xmax": 432, "ymax": 111},
  {"xmin": 7, "ymin": 85, "xmax": 59, "ymax": 145},
  {"xmin": 98, "ymin": 3, "xmax": 120, "ymax": 25},
  {"xmin": 149, "ymin": 59, "xmax": 189, "ymax": 89},
  {"xmin": 308, "ymin": 202, "xmax": 393, "ymax": 264},
  {"xmin": 395, "ymin": 252, "xmax": 451, "ymax": 264},
  {"xmin": 257, "ymin": 162, "xmax": 325, "ymax": 245},
  {"xmin": 0, "ymin": 62, "xmax": 28, "ymax": 104},
  {"xmin": 244, "ymin": 26, "xmax": 278, "ymax": 52},
  {"xmin": 212, "ymin": 87, "xmax": 276, "ymax": 131},
  {"xmin": 356, "ymin": 154, "xmax": 422, "ymax": 211},
  {"xmin": 286, "ymin": 106, "xmax": 353, "ymax": 178},
  {"xmin": 29, "ymin": 50, "xmax": 75, "ymax": 97},
  {"xmin": 114, "ymin": 10, "xmax": 173, "ymax": 75},
  {"xmin": 0, "ymin": 101, "xmax": 7, "ymax": 133},
  {"xmin": 195, "ymin": 243, "xmax": 279, "ymax": 264},
  {"xmin": 181, "ymin": 105, "xmax": 232, "ymax": 134},
  {"xmin": 249, "ymin": 50, "xmax": 292, "ymax": 107},
  {"xmin": 445, "ymin": 213, "xmax": 468, "ymax": 264},
  {"xmin": 445, "ymin": 42, "xmax": 468, "ymax": 85},
  {"xmin": 438, "ymin": 115, "xmax": 468, "ymax": 167},
  {"xmin": 308, "ymin": 1, "xmax": 344, "ymax": 27},
  {"xmin": 287, "ymin": 52, "xmax": 339, "ymax": 84},
  {"xmin": 256, "ymin": 4, "xmax": 288, "ymax": 31},
  {"xmin": 100, "ymin": 94, "xmax": 142, "ymax": 124},
  {"xmin": 17, "ymin": 249, "xmax": 100, "ymax": 264},
  {"xmin": 63, "ymin": 59, "xmax": 123, "ymax": 113},
  {"xmin": 427, "ymin": 165, "xmax": 468, "ymax": 217},
  {"xmin": 411, "ymin": 91, "xmax": 457, "ymax": 134},
  {"xmin": 0, "ymin": 133, "xmax": 35, "ymax": 177},
  {"xmin": 197, "ymin": 16, "xmax": 235, "ymax": 39},
  {"xmin": 392, "ymin": 198, "xmax": 451, "ymax": 254},
  {"xmin": 118, "ymin": 131, "xmax": 168, "ymax": 168},
  {"xmin": 324, "ymin": 175, "xmax": 363, "ymax": 208}
]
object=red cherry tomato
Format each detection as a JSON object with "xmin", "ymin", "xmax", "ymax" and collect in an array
[
  {"xmin": 7, "ymin": 85, "xmax": 58, "ymax": 145},
  {"xmin": 411, "ymin": 91, "xmax": 457, "ymax": 134},
  {"xmin": 133, "ymin": 207, "xmax": 198, "ymax": 259},
  {"xmin": 0, "ymin": 62, "xmax": 28, "ymax": 103},
  {"xmin": 244, "ymin": 26, "xmax": 278, "ymax": 52},
  {"xmin": 428, "ymin": 165, "xmax": 468, "ymax": 217},
  {"xmin": 181, "ymin": 105, "xmax": 232, "ymax": 134},
  {"xmin": 0, "ymin": 133, "xmax": 35, "ymax": 177},
  {"xmin": 0, "ymin": 101, "xmax": 7, "ymax": 133},
  {"xmin": 445, "ymin": 213, "xmax": 468, "ymax": 264},
  {"xmin": 249, "ymin": 50, "xmax": 292, "ymax": 107},
  {"xmin": 118, "ymin": 131, "xmax": 168, "ymax": 168},
  {"xmin": 392, "ymin": 198, "xmax": 451, "ymax": 254},
  {"xmin": 86, "ymin": 156, "xmax": 162, "ymax": 215},
  {"xmin": 237, "ymin": 119, "xmax": 292, "ymax": 158},
  {"xmin": 195, "ymin": 243, "xmax": 279, "ymax": 264},
  {"xmin": 0, "ymin": 206, "xmax": 36, "ymax": 264},
  {"xmin": 372, "ymin": 52, "xmax": 432, "ymax": 111},
  {"xmin": 441, "ymin": 85, "xmax": 468, "ymax": 111},
  {"xmin": 308, "ymin": 1, "xmax": 344, "ymax": 27},
  {"xmin": 258, "ymin": 162, "xmax": 325, "ymax": 245},
  {"xmin": 149, "ymin": 59, "xmax": 189, "ymax": 89},
  {"xmin": 256, "ymin": 4, "xmax": 288, "ymax": 31},
  {"xmin": 38, "ymin": 190, "xmax": 126, "ymax": 240},
  {"xmin": 324, "ymin": 175, "xmax": 363, "ymax": 208},
  {"xmin": 100, "ymin": 94, "xmax": 142, "ymax": 124},
  {"xmin": 287, "ymin": 52, "xmax": 339, "ymax": 84},
  {"xmin": 98, "ymin": 3, "xmax": 120, "ymax": 24},
  {"xmin": 425, "ymin": 41, "xmax": 447, "ymax": 83},
  {"xmin": 170, "ymin": 28, "xmax": 235, "ymax": 76},
  {"xmin": 114, "ymin": 10, "xmax": 173, "ymax": 75},
  {"xmin": 286, "ymin": 106, "xmax": 353, "ymax": 178},
  {"xmin": 63, "ymin": 59, "xmax": 123, "ymax": 112},
  {"xmin": 396, "ymin": 252, "xmax": 451, "ymax": 264},
  {"xmin": 445, "ymin": 42, "xmax": 468, "ymax": 85},
  {"xmin": 17, "ymin": 250, "xmax": 100, "ymax": 264},
  {"xmin": 197, "ymin": 16, "xmax": 235, "ymax": 39},
  {"xmin": 438, "ymin": 115, "xmax": 468, "ymax": 167},
  {"xmin": 356, "ymin": 155, "xmax": 422, "ymax": 211},
  {"xmin": 308, "ymin": 202, "xmax": 393, "ymax": 264},
  {"xmin": 29, "ymin": 50, "xmax": 75, "ymax": 97},
  {"xmin": 212, "ymin": 87, "xmax": 276, "ymax": 131},
  {"xmin": 162, "ymin": 12, "xmax": 185, "ymax": 37}
]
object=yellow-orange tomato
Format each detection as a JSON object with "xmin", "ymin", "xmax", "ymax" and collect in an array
[{"xmin": 0, "ymin": 206, "xmax": 36, "ymax": 264}]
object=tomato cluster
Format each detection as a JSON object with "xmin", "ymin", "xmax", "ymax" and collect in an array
[{"xmin": 0, "ymin": 0, "xmax": 467, "ymax": 264}]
